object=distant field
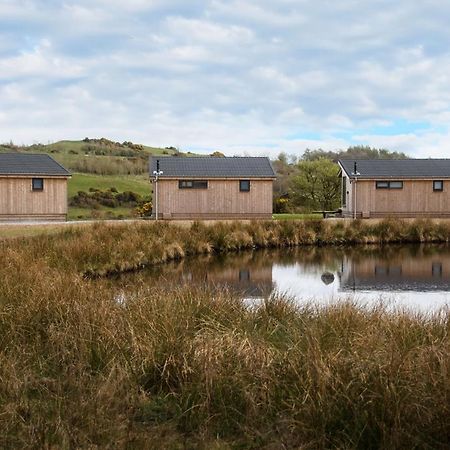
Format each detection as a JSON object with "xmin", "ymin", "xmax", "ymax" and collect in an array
[
  {"xmin": 67, "ymin": 173, "xmax": 151, "ymax": 219},
  {"xmin": 68, "ymin": 206, "xmax": 135, "ymax": 220},
  {"xmin": 68, "ymin": 173, "xmax": 151, "ymax": 197}
]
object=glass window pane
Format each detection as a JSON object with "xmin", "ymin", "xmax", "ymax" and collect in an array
[
  {"xmin": 389, "ymin": 181, "xmax": 403, "ymax": 189},
  {"xmin": 179, "ymin": 180, "xmax": 207, "ymax": 189},
  {"xmin": 433, "ymin": 180, "xmax": 443, "ymax": 191},
  {"xmin": 32, "ymin": 178, "xmax": 44, "ymax": 191},
  {"xmin": 240, "ymin": 180, "xmax": 250, "ymax": 192}
]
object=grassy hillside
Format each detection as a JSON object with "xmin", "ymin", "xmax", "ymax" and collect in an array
[
  {"xmin": 67, "ymin": 174, "xmax": 151, "ymax": 220},
  {"xmin": 68, "ymin": 173, "xmax": 150, "ymax": 198},
  {"xmin": 0, "ymin": 138, "xmax": 181, "ymax": 176}
]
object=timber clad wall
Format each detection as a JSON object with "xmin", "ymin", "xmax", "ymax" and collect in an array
[
  {"xmin": 156, "ymin": 179, "xmax": 273, "ymax": 219},
  {"xmin": 0, "ymin": 177, "xmax": 68, "ymax": 221},
  {"xmin": 343, "ymin": 179, "xmax": 450, "ymax": 218}
]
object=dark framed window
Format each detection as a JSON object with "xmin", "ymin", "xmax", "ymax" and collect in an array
[
  {"xmin": 433, "ymin": 180, "xmax": 443, "ymax": 192},
  {"xmin": 389, "ymin": 181, "xmax": 403, "ymax": 189},
  {"xmin": 32, "ymin": 178, "xmax": 44, "ymax": 191},
  {"xmin": 178, "ymin": 180, "xmax": 208, "ymax": 189},
  {"xmin": 376, "ymin": 181, "xmax": 403, "ymax": 189},
  {"xmin": 376, "ymin": 181, "xmax": 389, "ymax": 189},
  {"xmin": 239, "ymin": 180, "xmax": 250, "ymax": 192}
]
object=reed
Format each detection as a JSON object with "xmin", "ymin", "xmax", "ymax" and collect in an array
[
  {"xmin": 1, "ymin": 218, "xmax": 450, "ymax": 448},
  {"xmin": 2, "ymin": 218, "xmax": 450, "ymax": 278},
  {"xmin": 2, "ymin": 275, "xmax": 450, "ymax": 448}
]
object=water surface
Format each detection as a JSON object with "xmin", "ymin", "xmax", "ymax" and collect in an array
[{"xmin": 111, "ymin": 244, "xmax": 450, "ymax": 312}]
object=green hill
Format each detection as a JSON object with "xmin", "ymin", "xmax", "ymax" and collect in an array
[{"xmin": 0, "ymin": 138, "xmax": 183, "ymax": 176}]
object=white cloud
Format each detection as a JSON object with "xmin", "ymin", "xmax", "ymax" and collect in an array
[
  {"xmin": 2, "ymin": 0, "xmax": 450, "ymax": 157},
  {"xmin": 0, "ymin": 39, "xmax": 85, "ymax": 79}
]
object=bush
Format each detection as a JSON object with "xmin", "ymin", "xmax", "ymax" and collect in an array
[{"xmin": 70, "ymin": 189, "xmax": 143, "ymax": 209}]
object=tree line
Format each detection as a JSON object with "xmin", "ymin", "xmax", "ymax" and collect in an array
[{"xmin": 272, "ymin": 145, "xmax": 409, "ymax": 213}]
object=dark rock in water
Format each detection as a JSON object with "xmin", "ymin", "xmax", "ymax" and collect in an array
[{"xmin": 321, "ymin": 272, "xmax": 335, "ymax": 285}]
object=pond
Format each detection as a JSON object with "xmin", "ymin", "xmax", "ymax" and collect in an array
[{"xmin": 111, "ymin": 244, "xmax": 450, "ymax": 312}]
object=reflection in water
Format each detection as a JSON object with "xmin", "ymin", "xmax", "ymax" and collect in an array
[
  {"xmin": 109, "ymin": 251, "xmax": 275, "ymax": 299},
  {"xmin": 105, "ymin": 244, "xmax": 450, "ymax": 312},
  {"xmin": 321, "ymin": 272, "xmax": 335, "ymax": 285},
  {"xmin": 340, "ymin": 245, "xmax": 450, "ymax": 292}
]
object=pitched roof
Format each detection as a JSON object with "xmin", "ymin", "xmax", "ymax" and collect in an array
[
  {"xmin": 339, "ymin": 159, "xmax": 450, "ymax": 179},
  {"xmin": 0, "ymin": 153, "xmax": 71, "ymax": 176},
  {"xmin": 149, "ymin": 156, "xmax": 276, "ymax": 178}
]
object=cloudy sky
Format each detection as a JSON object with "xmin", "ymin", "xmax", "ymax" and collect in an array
[{"xmin": 1, "ymin": 0, "xmax": 450, "ymax": 157}]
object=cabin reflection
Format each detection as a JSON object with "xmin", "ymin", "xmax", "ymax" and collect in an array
[
  {"xmin": 339, "ymin": 245, "xmax": 450, "ymax": 291},
  {"xmin": 145, "ymin": 251, "xmax": 274, "ymax": 298}
]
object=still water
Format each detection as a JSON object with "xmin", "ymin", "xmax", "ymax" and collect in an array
[{"xmin": 113, "ymin": 245, "xmax": 450, "ymax": 312}]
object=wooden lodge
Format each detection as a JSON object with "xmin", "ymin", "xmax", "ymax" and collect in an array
[
  {"xmin": 0, "ymin": 153, "xmax": 71, "ymax": 221},
  {"xmin": 338, "ymin": 159, "xmax": 450, "ymax": 218},
  {"xmin": 150, "ymin": 156, "xmax": 276, "ymax": 219}
]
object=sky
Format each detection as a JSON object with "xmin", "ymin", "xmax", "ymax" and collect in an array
[{"xmin": 1, "ymin": 0, "xmax": 450, "ymax": 157}]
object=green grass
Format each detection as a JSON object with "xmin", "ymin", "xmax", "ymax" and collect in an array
[
  {"xmin": 0, "ymin": 224, "xmax": 66, "ymax": 239},
  {"xmin": 67, "ymin": 173, "xmax": 151, "ymax": 220},
  {"xmin": 273, "ymin": 213, "xmax": 322, "ymax": 220},
  {"xmin": 68, "ymin": 206, "xmax": 134, "ymax": 220},
  {"xmin": 68, "ymin": 173, "xmax": 151, "ymax": 198}
]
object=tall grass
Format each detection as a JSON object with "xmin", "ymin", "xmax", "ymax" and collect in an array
[
  {"xmin": 1, "ymin": 219, "xmax": 450, "ymax": 448},
  {"xmin": 2, "ymin": 218, "xmax": 448, "ymax": 277},
  {"xmin": 2, "ymin": 277, "xmax": 450, "ymax": 448}
]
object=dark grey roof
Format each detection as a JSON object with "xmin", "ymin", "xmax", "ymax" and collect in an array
[
  {"xmin": 0, "ymin": 153, "xmax": 71, "ymax": 176},
  {"xmin": 149, "ymin": 156, "xmax": 276, "ymax": 178},
  {"xmin": 339, "ymin": 159, "xmax": 450, "ymax": 179}
]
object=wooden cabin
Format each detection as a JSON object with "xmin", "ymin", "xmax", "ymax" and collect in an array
[
  {"xmin": 338, "ymin": 159, "xmax": 450, "ymax": 218},
  {"xmin": 150, "ymin": 156, "xmax": 276, "ymax": 219},
  {"xmin": 0, "ymin": 153, "xmax": 71, "ymax": 221}
]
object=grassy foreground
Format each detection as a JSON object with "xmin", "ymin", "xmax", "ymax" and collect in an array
[{"xmin": 2, "ymin": 219, "xmax": 450, "ymax": 448}]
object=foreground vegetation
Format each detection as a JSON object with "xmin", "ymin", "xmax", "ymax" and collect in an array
[{"xmin": 2, "ymin": 219, "xmax": 450, "ymax": 448}]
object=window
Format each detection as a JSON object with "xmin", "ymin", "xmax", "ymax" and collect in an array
[
  {"xmin": 239, "ymin": 180, "xmax": 250, "ymax": 192},
  {"xmin": 389, "ymin": 181, "xmax": 403, "ymax": 189},
  {"xmin": 376, "ymin": 181, "xmax": 403, "ymax": 189},
  {"xmin": 178, "ymin": 180, "xmax": 208, "ymax": 189},
  {"xmin": 32, "ymin": 178, "xmax": 44, "ymax": 191},
  {"xmin": 433, "ymin": 180, "xmax": 443, "ymax": 192}
]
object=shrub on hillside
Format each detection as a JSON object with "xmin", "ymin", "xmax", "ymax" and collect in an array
[{"xmin": 70, "ymin": 189, "xmax": 143, "ymax": 209}]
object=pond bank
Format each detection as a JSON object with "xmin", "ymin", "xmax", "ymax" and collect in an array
[
  {"xmin": 3, "ymin": 218, "xmax": 450, "ymax": 276},
  {"xmin": 46, "ymin": 219, "xmax": 450, "ymax": 276}
]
